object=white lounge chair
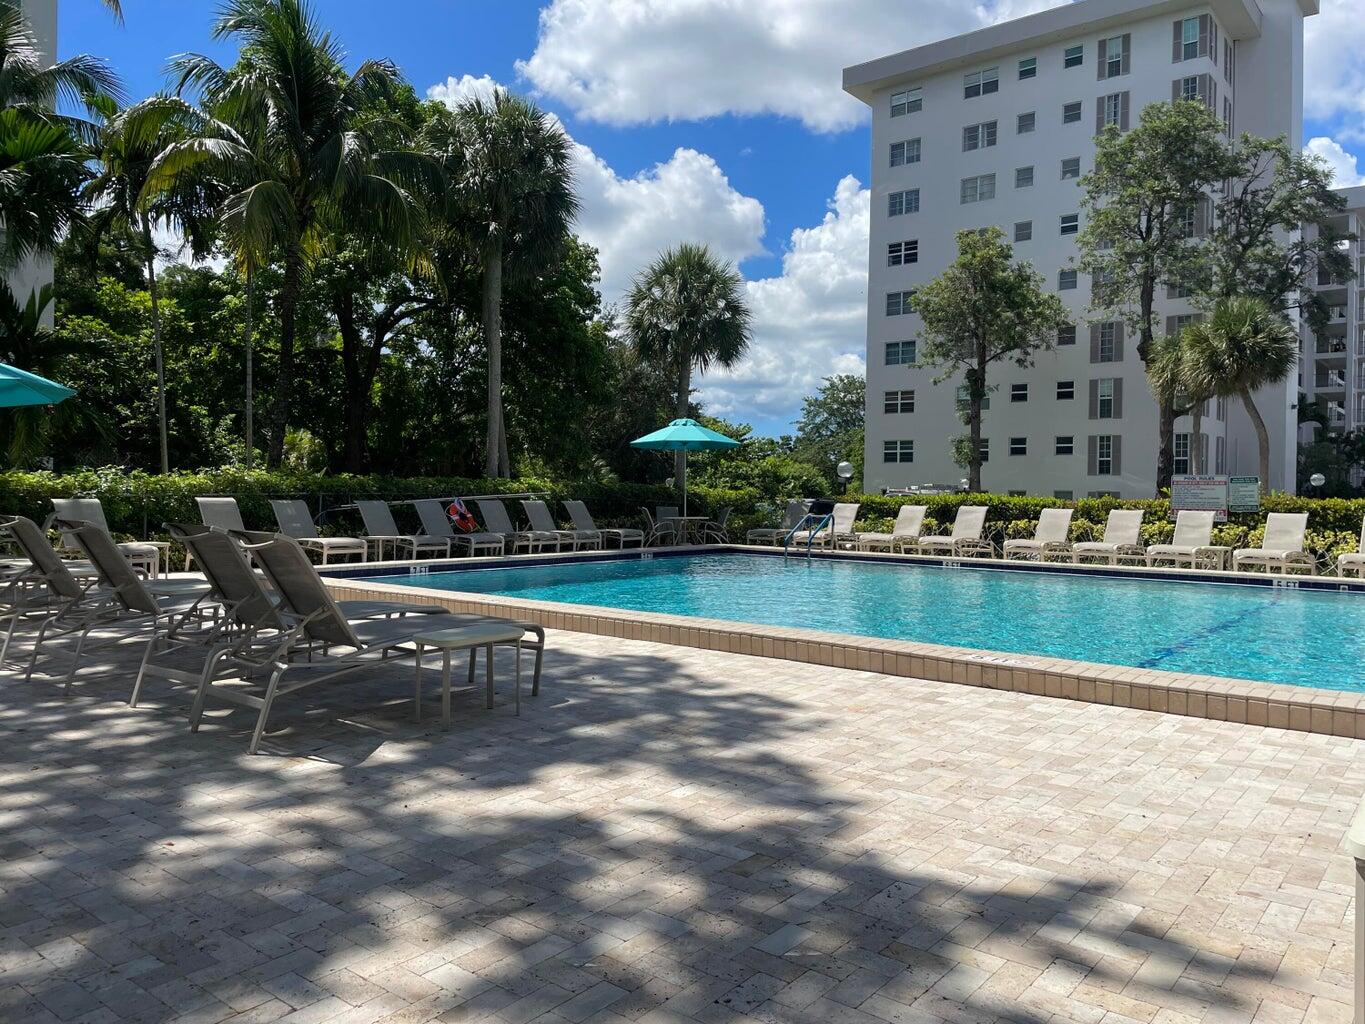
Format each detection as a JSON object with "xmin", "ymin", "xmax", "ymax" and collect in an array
[
  {"xmin": 1003, "ymin": 508, "xmax": 1074, "ymax": 561},
  {"xmin": 51, "ymin": 497, "xmax": 164, "ymax": 577},
  {"xmin": 1071, "ymin": 510, "xmax": 1145, "ymax": 565},
  {"xmin": 1233, "ymin": 513, "xmax": 1313, "ymax": 574},
  {"xmin": 917, "ymin": 505, "xmax": 993, "ymax": 558},
  {"xmin": 475, "ymin": 500, "xmax": 558, "ymax": 554},
  {"xmin": 1146, "ymin": 511, "xmax": 1220, "ymax": 569},
  {"xmin": 746, "ymin": 500, "xmax": 806, "ymax": 545},
  {"xmin": 270, "ymin": 499, "xmax": 367, "ymax": 565},
  {"xmin": 565, "ymin": 500, "xmax": 643, "ymax": 549},
  {"xmin": 522, "ymin": 499, "xmax": 600, "ymax": 551},
  {"xmin": 356, "ymin": 500, "xmax": 449, "ymax": 560},
  {"xmin": 414, "ymin": 500, "xmax": 504, "ymax": 558},
  {"xmin": 186, "ymin": 496, "xmax": 249, "ymax": 570},
  {"xmin": 1337, "ymin": 517, "xmax": 1365, "ymax": 578},
  {"xmin": 855, "ymin": 505, "xmax": 926, "ymax": 553},
  {"xmin": 791, "ymin": 503, "xmax": 861, "ymax": 550}
]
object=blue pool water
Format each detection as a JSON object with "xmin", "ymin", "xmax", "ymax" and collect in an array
[{"xmin": 371, "ymin": 554, "xmax": 1365, "ymax": 691}]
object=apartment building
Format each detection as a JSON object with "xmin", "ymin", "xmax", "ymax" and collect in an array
[
  {"xmin": 1299, "ymin": 186, "xmax": 1365, "ymax": 441},
  {"xmin": 844, "ymin": 0, "xmax": 1315, "ymax": 497}
]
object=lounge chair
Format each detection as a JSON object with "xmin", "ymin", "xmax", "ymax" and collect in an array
[
  {"xmin": 356, "ymin": 500, "xmax": 450, "ymax": 560},
  {"xmin": 414, "ymin": 500, "xmax": 504, "ymax": 558},
  {"xmin": 1338, "ymin": 517, "xmax": 1365, "ymax": 578},
  {"xmin": 1071, "ymin": 510, "xmax": 1145, "ymax": 565},
  {"xmin": 475, "ymin": 499, "xmax": 558, "ymax": 554},
  {"xmin": 270, "ymin": 499, "xmax": 367, "ymax": 565},
  {"xmin": 0, "ymin": 516, "xmax": 100, "ymax": 663},
  {"xmin": 856, "ymin": 504, "xmax": 926, "ymax": 553},
  {"xmin": 700, "ymin": 507, "xmax": 731, "ymax": 544},
  {"xmin": 1233, "ymin": 513, "xmax": 1313, "ymax": 574},
  {"xmin": 185, "ymin": 496, "xmax": 249, "ymax": 570},
  {"xmin": 195, "ymin": 530, "xmax": 534, "ymax": 753},
  {"xmin": 522, "ymin": 499, "xmax": 601, "ymax": 551},
  {"xmin": 1146, "ymin": 511, "xmax": 1220, "ymax": 569},
  {"xmin": 640, "ymin": 507, "xmax": 677, "ymax": 547},
  {"xmin": 791, "ymin": 502, "xmax": 861, "ymax": 550},
  {"xmin": 1003, "ymin": 508, "xmax": 1074, "ymax": 561},
  {"xmin": 917, "ymin": 505, "xmax": 993, "ymax": 558},
  {"xmin": 746, "ymin": 500, "xmax": 807, "ymax": 546},
  {"xmin": 51, "ymin": 497, "xmax": 164, "ymax": 577},
  {"xmin": 564, "ymin": 500, "xmax": 644, "ymax": 549}
]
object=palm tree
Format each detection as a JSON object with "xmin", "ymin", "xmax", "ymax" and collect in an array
[
  {"xmin": 1182, "ymin": 297, "xmax": 1297, "ymax": 493},
  {"xmin": 430, "ymin": 90, "xmax": 577, "ymax": 478},
  {"xmin": 626, "ymin": 244, "xmax": 752, "ymax": 485},
  {"xmin": 1145, "ymin": 332, "xmax": 1215, "ymax": 474},
  {"xmin": 160, "ymin": 0, "xmax": 426, "ymax": 466}
]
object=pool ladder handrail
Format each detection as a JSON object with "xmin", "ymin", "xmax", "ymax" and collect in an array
[{"xmin": 783, "ymin": 511, "xmax": 834, "ymax": 560}]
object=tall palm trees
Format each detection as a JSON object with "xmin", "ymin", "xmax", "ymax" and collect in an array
[
  {"xmin": 626, "ymin": 244, "xmax": 752, "ymax": 485},
  {"xmin": 431, "ymin": 90, "xmax": 577, "ymax": 478},
  {"xmin": 162, "ymin": 0, "xmax": 425, "ymax": 466}
]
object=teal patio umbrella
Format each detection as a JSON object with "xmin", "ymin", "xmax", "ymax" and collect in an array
[
  {"xmin": 0, "ymin": 363, "xmax": 75, "ymax": 408},
  {"xmin": 630, "ymin": 417, "xmax": 739, "ymax": 517}
]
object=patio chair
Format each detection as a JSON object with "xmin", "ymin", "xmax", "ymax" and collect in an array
[
  {"xmin": 51, "ymin": 497, "xmax": 163, "ymax": 578},
  {"xmin": 746, "ymin": 500, "xmax": 807, "ymax": 546},
  {"xmin": 700, "ymin": 507, "xmax": 731, "ymax": 544},
  {"xmin": 475, "ymin": 499, "xmax": 558, "ymax": 554},
  {"xmin": 1146, "ymin": 511, "xmax": 1220, "ymax": 569},
  {"xmin": 195, "ymin": 530, "xmax": 536, "ymax": 753},
  {"xmin": 917, "ymin": 505, "xmax": 993, "ymax": 558},
  {"xmin": 564, "ymin": 500, "xmax": 644, "ymax": 549},
  {"xmin": 0, "ymin": 515, "xmax": 100, "ymax": 663},
  {"xmin": 356, "ymin": 500, "xmax": 450, "ymax": 560},
  {"xmin": 185, "ymin": 496, "xmax": 249, "ymax": 570},
  {"xmin": 640, "ymin": 507, "xmax": 677, "ymax": 547},
  {"xmin": 855, "ymin": 504, "xmax": 926, "ymax": 553},
  {"xmin": 1338, "ymin": 516, "xmax": 1365, "ymax": 578},
  {"xmin": 1003, "ymin": 508, "xmax": 1074, "ymax": 562},
  {"xmin": 1071, "ymin": 510, "xmax": 1145, "ymax": 565},
  {"xmin": 1233, "ymin": 513, "xmax": 1314, "ymax": 574},
  {"xmin": 270, "ymin": 499, "xmax": 367, "ymax": 565},
  {"xmin": 522, "ymin": 499, "xmax": 601, "ymax": 550},
  {"xmin": 414, "ymin": 500, "xmax": 504, "ymax": 558},
  {"xmin": 791, "ymin": 502, "xmax": 861, "ymax": 550}
]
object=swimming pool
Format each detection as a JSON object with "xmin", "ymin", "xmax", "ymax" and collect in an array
[{"xmin": 367, "ymin": 553, "xmax": 1365, "ymax": 692}]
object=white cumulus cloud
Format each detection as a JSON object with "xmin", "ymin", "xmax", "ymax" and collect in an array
[
  {"xmin": 516, "ymin": 0, "xmax": 1068, "ymax": 132},
  {"xmin": 426, "ymin": 73, "xmax": 502, "ymax": 108},
  {"xmin": 1305, "ymin": 136, "xmax": 1365, "ymax": 188},
  {"xmin": 1304, "ymin": 0, "xmax": 1365, "ymax": 129}
]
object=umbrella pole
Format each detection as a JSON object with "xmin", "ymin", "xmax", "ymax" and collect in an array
[{"xmin": 682, "ymin": 452, "xmax": 688, "ymax": 519}]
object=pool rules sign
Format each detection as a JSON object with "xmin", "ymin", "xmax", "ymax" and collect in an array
[{"xmin": 1170, "ymin": 475, "xmax": 1260, "ymax": 522}]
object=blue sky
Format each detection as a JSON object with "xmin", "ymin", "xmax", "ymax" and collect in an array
[{"xmin": 62, "ymin": 0, "xmax": 1365, "ymax": 436}]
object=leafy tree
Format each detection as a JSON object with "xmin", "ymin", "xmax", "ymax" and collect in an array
[
  {"xmin": 688, "ymin": 417, "xmax": 827, "ymax": 496},
  {"xmin": 626, "ymin": 243, "xmax": 752, "ymax": 487},
  {"xmin": 427, "ymin": 90, "xmax": 578, "ymax": 479},
  {"xmin": 1182, "ymin": 297, "xmax": 1297, "ymax": 493},
  {"xmin": 1298, "ymin": 430, "xmax": 1365, "ymax": 497},
  {"xmin": 792, "ymin": 374, "xmax": 864, "ymax": 489},
  {"xmin": 1078, "ymin": 100, "xmax": 1234, "ymax": 492},
  {"xmin": 913, "ymin": 227, "xmax": 1071, "ymax": 492},
  {"xmin": 163, "ymin": 0, "xmax": 428, "ymax": 466}
]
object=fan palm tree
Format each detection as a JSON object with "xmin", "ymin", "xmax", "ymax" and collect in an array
[
  {"xmin": 1182, "ymin": 296, "xmax": 1297, "ymax": 493},
  {"xmin": 430, "ymin": 90, "xmax": 577, "ymax": 478},
  {"xmin": 158, "ymin": 0, "xmax": 427, "ymax": 466},
  {"xmin": 626, "ymin": 243, "xmax": 752, "ymax": 485},
  {"xmin": 1146, "ymin": 331, "xmax": 1215, "ymax": 474}
]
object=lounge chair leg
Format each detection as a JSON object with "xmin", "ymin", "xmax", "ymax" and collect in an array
[
  {"xmin": 515, "ymin": 640, "xmax": 521, "ymax": 716},
  {"xmin": 248, "ymin": 667, "xmax": 285, "ymax": 755},
  {"xmin": 485, "ymin": 643, "xmax": 494, "ymax": 709},
  {"xmin": 467, "ymin": 647, "xmax": 477, "ymax": 684},
  {"xmin": 129, "ymin": 635, "xmax": 159, "ymax": 707},
  {"xmin": 65, "ymin": 626, "xmax": 94, "ymax": 693},
  {"xmin": 1, "ymin": 612, "xmax": 21, "ymax": 664},
  {"xmin": 442, "ymin": 650, "xmax": 452, "ymax": 729},
  {"xmin": 189, "ymin": 648, "xmax": 229, "ymax": 732},
  {"xmin": 24, "ymin": 615, "xmax": 54, "ymax": 682},
  {"xmin": 413, "ymin": 642, "xmax": 423, "ymax": 723}
]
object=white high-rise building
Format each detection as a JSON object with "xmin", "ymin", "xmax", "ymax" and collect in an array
[
  {"xmin": 1299, "ymin": 186, "xmax": 1365, "ymax": 442},
  {"xmin": 844, "ymin": 0, "xmax": 1316, "ymax": 497}
]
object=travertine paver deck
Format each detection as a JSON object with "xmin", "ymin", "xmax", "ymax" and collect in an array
[{"xmin": 0, "ymin": 628, "xmax": 1361, "ymax": 1024}]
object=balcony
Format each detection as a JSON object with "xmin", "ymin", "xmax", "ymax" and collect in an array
[{"xmin": 1317, "ymin": 337, "xmax": 1348, "ymax": 355}]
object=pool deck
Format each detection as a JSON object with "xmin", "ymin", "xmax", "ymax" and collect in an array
[
  {"xmin": 1, "ymin": 625, "xmax": 1362, "ymax": 1024},
  {"xmin": 322, "ymin": 546, "xmax": 1365, "ymax": 741}
]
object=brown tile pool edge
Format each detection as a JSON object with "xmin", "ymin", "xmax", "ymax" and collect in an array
[{"xmin": 322, "ymin": 573, "xmax": 1365, "ymax": 741}]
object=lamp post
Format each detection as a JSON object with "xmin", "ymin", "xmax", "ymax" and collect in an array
[{"xmin": 836, "ymin": 461, "xmax": 854, "ymax": 495}]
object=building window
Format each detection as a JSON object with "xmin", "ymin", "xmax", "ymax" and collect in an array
[
  {"xmin": 886, "ymin": 291, "xmax": 914, "ymax": 316},
  {"xmin": 1062, "ymin": 101, "xmax": 1082, "ymax": 124},
  {"xmin": 1011, "ymin": 382, "xmax": 1029, "ymax": 403},
  {"xmin": 890, "ymin": 87, "xmax": 922, "ymax": 117},
  {"xmin": 1015, "ymin": 166, "xmax": 1035, "ymax": 189},
  {"xmin": 1094, "ymin": 377, "xmax": 1118, "ymax": 418},
  {"xmin": 979, "ymin": 439, "xmax": 990, "ymax": 462},
  {"xmin": 955, "ymin": 385, "xmax": 989, "ymax": 411},
  {"xmin": 1014, "ymin": 220, "xmax": 1033, "ymax": 242},
  {"xmin": 1057, "ymin": 380, "xmax": 1075, "ymax": 400},
  {"xmin": 1018, "ymin": 57, "xmax": 1037, "ymax": 80},
  {"xmin": 1064, "ymin": 44, "xmax": 1084, "ymax": 69},
  {"xmin": 889, "ymin": 138, "xmax": 921, "ymax": 167},
  {"xmin": 964, "ymin": 66, "xmax": 999, "ymax": 98},
  {"xmin": 960, "ymin": 174, "xmax": 995, "ymax": 204},
  {"xmin": 1224, "ymin": 39, "xmax": 1234, "ymax": 84},
  {"xmin": 1178, "ymin": 74, "xmax": 1199, "ymax": 101},
  {"xmin": 1223, "ymin": 96, "xmax": 1233, "ymax": 134},
  {"xmin": 1173, "ymin": 432, "xmax": 1191, "ymax": 474},
  {"xmin": 1059, "ymin": 269, "xmax": 1078, "ymax": 290},
  {"xmin": 1100, "ymin": 35, "xmax": 1128, "ymax": 79},
  {"xmin": 1054, "ymin": 490, "xmax": 1074, "ymax": 499},
  {"xmin": 1017, "ymin": 111, "xmax": 1036, "ymax": 134},
  {"xmin": 962, "ymin": 120, "xmax": 998, "ymax": 151},
  {"xmin": 888, "ymin": 189, "xmax": 919, "ymax": 217},
  {"xmin": 883, "ymin": 440, "xmax": 914, "ymax": 463},
  {"xmin": 1095, "ymin": 321, "xmax": 1120, "ymax": 361},
  {"xmin": 1092, "ymin": 434, "xmax": 1115, "ymax": 475},
  {"xmin": 1099, "ymin": 91, "xmax": 1129, "ymax": 130},
  {"xmin": 1055, "ymin": 436, "xmax": 1074, "ymax": 456},
  {"xmin": 887, "ymin": 240, "xmax": 919, "ymax": 266},
  {"xmin": 884, "ymin": 390, "xmax": 915, "ymax": 414},
  {"xmin": 1175, "ymin": 15, "xmax": 1213, "ymax": 62},
  {"xmin": 1216, "ymin": 435, "xmax": 1225, "ymax": 473},
  {"xmin": 885, "ymin": 340, "xmax": 915, "ymax": 365},
  {"xmin": 1061, "ymin": 157, "xmax": 1081, "ymax": 180},
  {"xmin": 1009, "ymin": 437, "xmax": 1027, "ymax": 456},
  {"xmin": 1060, "ymin": 213, "xmax": 1079, "ymax": 235}
]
